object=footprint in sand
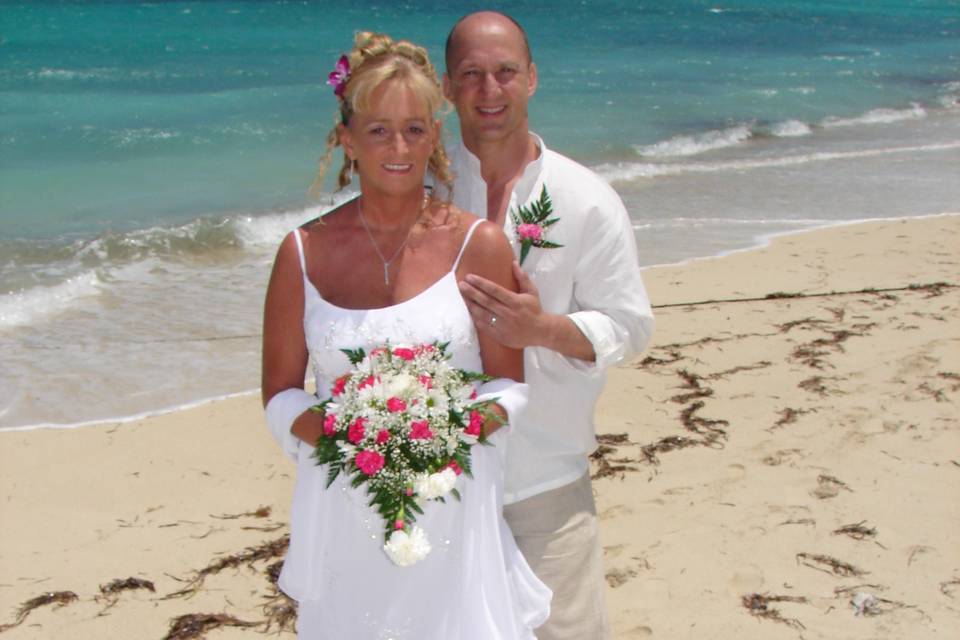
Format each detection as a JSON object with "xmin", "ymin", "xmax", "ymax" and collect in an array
[
  {"xmin": 606, "ymin": 557, "xmax": 653, "ymax": 588},
  {"xmin": 606, "ymin": 567, "xmax": 638, "ymax": 588},
  {"xmin": 811, "ymin": 474, "xmax": 851, "ymax": 499},
  {"xmin": 599, "ymin": 504, "xmax": 633, "ymax": 520},
  {"xmin": 762, "ymin": 448, "xmax": 805, "ymax": 466}
]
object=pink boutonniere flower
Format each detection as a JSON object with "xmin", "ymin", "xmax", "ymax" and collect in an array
[{"xmin": 510, "ymin": 186, "xmax": 562, "ymax": 265}]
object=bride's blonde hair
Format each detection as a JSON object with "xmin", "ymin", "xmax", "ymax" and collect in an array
[{"xmin": 311, "ymin": 32, "xmax": 454, "ymax": 196}]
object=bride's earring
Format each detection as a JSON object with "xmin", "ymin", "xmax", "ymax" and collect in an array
[{"xmin": 349, "ymin": 159, "xmax": 356, "ymax": 184}]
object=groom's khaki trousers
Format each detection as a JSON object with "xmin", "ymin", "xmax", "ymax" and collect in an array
[{"xmin": 504, "ymin": 472, "xmax": 610, "ymax": 640}]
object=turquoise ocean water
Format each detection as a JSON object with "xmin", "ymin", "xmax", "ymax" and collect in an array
[{"xmin": 2, "ymin": 0, "xmax": 959, "ymax": 428}]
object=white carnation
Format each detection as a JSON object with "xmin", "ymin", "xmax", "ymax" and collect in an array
[
  {"xmin": 383, "ymin": 526, "xmax": 431, "ymax": 566},
  {"xmin": 386, "ymin": 372, "xmax": 416, "ymax": 398},
  {"xmin": 413, "ymin": 468, "xmax": 458, "ymax": 501},
  {"xmin": 427, "ymin": 388, "xmax": 449, "ymax": 412}
]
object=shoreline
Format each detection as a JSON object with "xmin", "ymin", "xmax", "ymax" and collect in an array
[
  {"xmin": 4, "ymin": 211, "xmax": 957, "ymax": 434},
  {"xmin": 640, "ymin": 209, "xmax": 960, "ymax": 272},
  {"xmin": 1, "ymin": 214, "xmax": 958, "ymax": 639}
]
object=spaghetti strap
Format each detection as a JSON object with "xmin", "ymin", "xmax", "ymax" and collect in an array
[
  {"xmin": 452, "ymin": 219, "xmax": 485, "ymax": 272},
  {"xmin": 291, "ymin": 228, "xmax": 307, "ymax": 276}
]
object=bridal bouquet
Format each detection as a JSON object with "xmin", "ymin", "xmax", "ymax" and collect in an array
[{"xmin": 312, "ymin": 342, "xmax": 499, "ymax": 567}]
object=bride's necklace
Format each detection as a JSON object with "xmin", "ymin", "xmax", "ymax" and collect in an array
[{"xmin": 356, "ymin": 194, "xmax": 427, "ymax": 286}]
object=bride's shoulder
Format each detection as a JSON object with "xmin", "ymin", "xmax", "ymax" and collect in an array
[
  {"xmin": 426, "ymin": 203, "xmax": 507, "ymax": 250},
  {"xmin": 301, "ymin": 199, "xmax": 356, "ymax": 232}
]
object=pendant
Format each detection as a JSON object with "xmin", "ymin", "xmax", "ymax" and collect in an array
[{"xmin": 383, "ymin": 263, "xmax": 390, "ymax": 285}]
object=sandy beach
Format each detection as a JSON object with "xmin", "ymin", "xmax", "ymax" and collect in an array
[{"xmin": 1, "ymin": 214, "xmax": 957, "ymax": 639}]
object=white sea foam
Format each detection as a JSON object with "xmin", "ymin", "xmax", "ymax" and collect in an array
[
  {"xmin": 234, "ymin": 191, "xmax": 359, "ymax": 248},
  {"xmin": 633, "ymin": 125, "xmax": 753, "ymax": 158},
  {"xmin": 939, "ymin": 81, "xmax": 960, "ymax": 109},
  {"xmin": 32, "ymin": 67, "xmax": 105, "ymax": 81},
  {"xmin": 822, "ymin": 103, "xmax": 927, "ymax": 128},
  {"xmin": 635, "ymin": 217, "xmax": 833, "ymax": 228},
  {"xmin": 112, "ymin": 127, "xmax": 181, "ymax": 147},
  {"xmin": 597, "ymin": 141, "xmax": 960, "ymax": 183},
  {"xmin": 768, "ymin": 119, "xmax": 812, "ymax": 137},
  {"xmin": 234, "ymin": 209, "xmax": 325, "ymax": 248},
  {"xmin": 0, "ymin": 388, "xmax": 258, "ymax": 433},
  {"xmin": 0, "ymin": 270, "xmax": 101, "ymax": 329}
]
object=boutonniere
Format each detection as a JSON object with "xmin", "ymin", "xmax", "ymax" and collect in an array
[{"xmin": 510, "ymin": 185, "xmax": 563, "ymax": 265}]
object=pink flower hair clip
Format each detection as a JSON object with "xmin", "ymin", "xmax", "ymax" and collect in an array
[{"xmin": 327, "ymin": 54, "xmax": 351, "ymax": 97}]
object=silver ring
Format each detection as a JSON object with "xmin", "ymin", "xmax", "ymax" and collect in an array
[{"xmin": 490, "ymin": 315, "xmax": 498, "ymax": 326}]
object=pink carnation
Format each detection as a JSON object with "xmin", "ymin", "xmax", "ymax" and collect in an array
[
  {"xmin": 376, "ymin": 429, "xmax": 391, "ymax": 445},
  {"xmin": 392, "ymin": 347, "xmax": 416, "ymax": 361},
  {"xmin": 445, "ymin": 460, "xmax": 463, "ymax": 476},
  {"xmin": 394, "ymin": 519, "xmax": 405, "ymax": 530},
  {"xmin": 331, "ymin": 375, "xmax": 348, "ymax": 397},
  {"xmin": 517, "ymin": 223, "xmax": 543, "ymax": 241},
  {"xmin": 418, "ymin": 375, "xmax": 433, "ymax": 390},
  {"xmin": 465, "ymin": 411, "xmax": 484, "ymax": 436},
  {"xmin": 348, "ymin": 417, "xmax": 367, "ymax": 444},
  {"xmin": 409, "ymin": 420, "xmax": 434, "ymax": 440},
  {"xmin": 386, "ymin": 397, "xmax": 407, "ymax": 413},
  {"xmin": 355, "ymin": 450, "xmax": 385, "ymax": 476},
  {"xmin": 323, "ymin": 413, "xmax": 337, "ymax": 436},
  {"xmin": 358, "ymin": 375, "xmax": 378, "ymax": 390}
]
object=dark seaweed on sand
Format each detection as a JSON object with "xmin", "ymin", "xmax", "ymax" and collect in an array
[
  {"xmin": 0, "ymin": 591, "xmax": 78, "ymax": 632},
  {"xmin": 164, "ymin": 535, "xmax": 289, "ymax": 599},
  {"xmin": 832, "ymin": 521, "xmax": 877, "ymax": 541},
  {"xmin": 211, "ymin": 505, "xmax": 272, "ymax": 520},
  {"xmin": 742, "ymin": 593, "xmax": 807, "ymax": 629},
  {"xmin": 796, "ymin": 552, "xmax": 866, "ymax": 577},
  {"xmin": 100, "ymin": 577, "xmax": 156, "ymax": 595},
  {"xmin": 162, "ymin": 613, "xmax": 260, "ymax": 640}
]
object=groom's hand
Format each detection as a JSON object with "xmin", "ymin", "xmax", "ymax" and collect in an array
[{"xmin": 459, "ymin": 261, "xmax": 544, "ymax": 350}]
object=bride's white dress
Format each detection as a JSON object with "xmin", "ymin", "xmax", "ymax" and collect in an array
[{"xmin": 279, "ymin": 219, "xmax": 551, "ymax": 639}]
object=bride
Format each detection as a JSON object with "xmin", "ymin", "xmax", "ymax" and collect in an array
[{"xmin": 260, "ymin": 32, "xmax": 550, "ymax": 639}]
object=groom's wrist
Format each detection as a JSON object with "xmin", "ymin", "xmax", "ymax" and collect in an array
[{"xmin": 536, "ymin": 313, "xmax": 596, "ymax": 362}]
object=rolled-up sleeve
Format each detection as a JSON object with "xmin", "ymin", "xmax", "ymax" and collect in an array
[{"xmin": 566, "ymin": 186, "xmax": 654, "ymax": 372}]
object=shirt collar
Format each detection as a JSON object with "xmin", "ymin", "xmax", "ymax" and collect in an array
[
  {"xmin": 515, "ymin": 132, "xmax": 546, "ymax": 205},
  {"xmin": 454, "ymin": 132, "xmax": 547, "ymax": 204}
]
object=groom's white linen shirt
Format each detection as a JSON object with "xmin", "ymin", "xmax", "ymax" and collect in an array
[{"xmin": 446, "ymin": 134, "xmax": 654, "ymax": 503}]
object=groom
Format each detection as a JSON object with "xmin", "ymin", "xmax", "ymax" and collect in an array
[{"xmin": 444, "ymin": 11, "xmax": 654, "ymax": 639}]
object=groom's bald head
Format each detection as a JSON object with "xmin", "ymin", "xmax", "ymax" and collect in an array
[{"xmin": 445, "ymin": 11, "xmax": 532, "ymax": 73}]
